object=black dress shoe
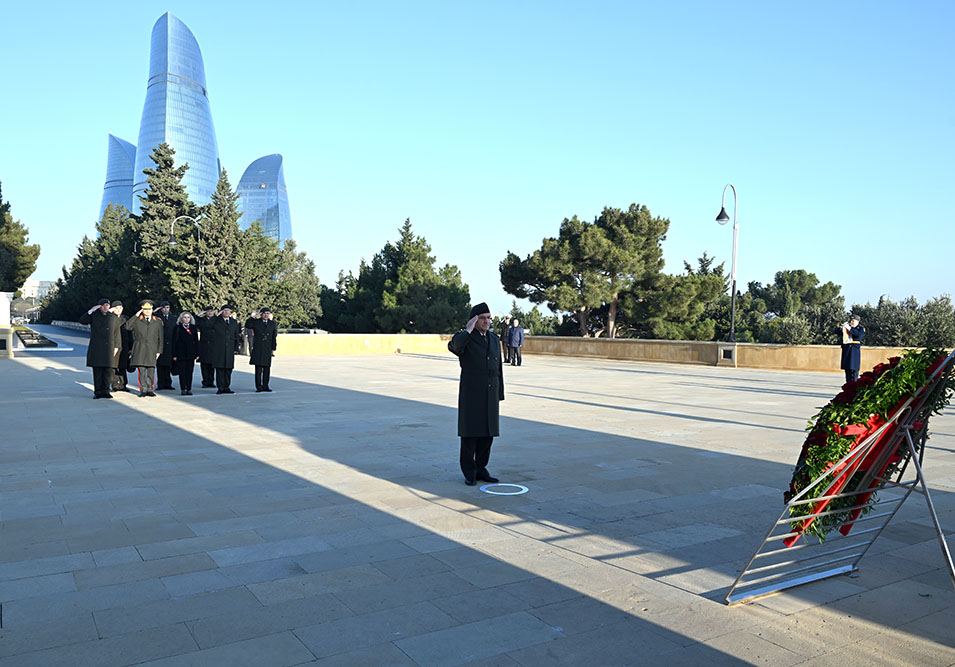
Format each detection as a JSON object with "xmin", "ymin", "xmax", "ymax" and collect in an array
[
  {"xmin": 103, "ymin": 394, "xmax": 113, "ymax": 399},
  {"xmin": 216, "ymin": 390, "xmax": 224, "ymax": 394},
  {"xmin": 255, "ymin": 388, "xmax": 262, "ymax": 393},
  {"xmin": 464, "ymin": 478, "xmax": 476, "ymax": 486},
  {"xmin": 264, "ymin": 388, "xmax": 272, "ymax": 392},
  {"xmin": 185, "ymin": 390, "xmax": 193, "ymax": 396},
  {"xmin": 223, "ymin": 389, "xmax": 235, "ymax": 394},
  {"xmin": 477, "ymin": 471, "xmax": 499, "ymax": 483},
  {"xmin": 93, "ymin": 395, "xmax": 101, "ymax": 399}
]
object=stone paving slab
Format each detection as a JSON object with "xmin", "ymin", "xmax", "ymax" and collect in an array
[{"xmin": 1, "ymin": 325, "xmax": 954, "ymax": 665}]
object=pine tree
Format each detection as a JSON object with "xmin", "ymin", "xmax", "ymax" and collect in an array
[{"xmin": 0, "ymin": 182, "xmax": 41, "ymax": 294}]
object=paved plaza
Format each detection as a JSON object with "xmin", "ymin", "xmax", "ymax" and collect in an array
[{"xmin": 1, "ymin": 325, "xmax": 954, "ymax": 666}]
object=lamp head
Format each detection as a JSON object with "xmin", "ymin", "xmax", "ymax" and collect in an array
[
  {"xmin": 167, "ymin": 235, "xmax": 178, "ymax": 247},
  {"xmin": 716, "ymin": 207, "xmax": 730, "ymax": 225}
]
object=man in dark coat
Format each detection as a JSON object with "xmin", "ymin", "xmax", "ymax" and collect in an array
[
  {"xmin": 248, "ymin": 307, "xmax": 278, "ymax": 392},
  {"xmin": 211, "ymin": 305, "xmax": 241, "ymax": 394},
  {"xmin": 79, "ymin": 298, "xmax": 121, "ymax": 399},
  {"xmin": 840, "ymin": 315, "xmax": 866, "ymax": 383},
  {"xmin": 109, "ymin": 300, "xmax": 132, "ymax": 392},
  {"xmin": 124, "ymin": 299, "xmax": 165, "ymax": 397},
  {"xmin": 499, "ymin": 317, "xmax": 511, "ymax": 363},
  {"xmin": 507, "ymin": 318, "xmax": 525, "ymax": 367},
  {"xmin": 155, "ymin": 300, "xmax": 175, "ymax": 390},
  {"xmin": 448, "ymin": 302, "xmax": 505, "ymax": 486},
  {"xmin": 197, "ymin": 306, "xmax": 216, "ymax": 388}
]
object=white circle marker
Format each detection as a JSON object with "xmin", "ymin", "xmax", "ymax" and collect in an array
[{"xmin": 480, "ymin": 483, "xmax": 529, "ymax": 496}]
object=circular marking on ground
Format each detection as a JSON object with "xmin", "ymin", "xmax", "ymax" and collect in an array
[{"xmin": 479, "ymin": 483, "xmax": 529, "ymax": 496}]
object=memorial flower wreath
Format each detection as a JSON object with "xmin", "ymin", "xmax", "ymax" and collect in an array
[{"xmin": 784, "ymin": 347, "xmax": 955, "ymax": 542}]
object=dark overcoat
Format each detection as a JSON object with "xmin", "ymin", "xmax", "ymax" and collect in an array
[
  {"xmin": 156, "ymin": 312, "xmax": 174, "ymax": 365},
  {"xmin": 507, "ymin": 326, "xmax": 525, "ymax": 348},
  {"xmin": 248, "ymin": 319, "xmax": 278, "ymax": 367},
  {"xmin": 172, "ymin": 323, "xmax": 200, "ymax": 361},
  {"xmin": 840, "ymin": 325, "xmax": 866, "ymax": 371},
  {"xmin": 448, "ymin": 329, "xmax": 505, "ymax": 437},
  {"xmin": 79, "ymin": 310, "xmax": 121, "ymax": 368},
  {"xmin": 210, "ymin": 316, "xmax": 241, "ymax": 369},
  {"xmin": 125, "ymin": 315, "xmax": 164, "ymax": 367},
  {"xmin": 197, "ymin": 316, "xmax": 215, "ymax": 364},
  {"xmin": 115, "ymin": 316, "xmax": 132, "ymax": 370}
]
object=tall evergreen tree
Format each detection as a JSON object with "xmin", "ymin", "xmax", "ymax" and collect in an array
[
  {"xmin": 0, "ymin": 182, "xmax": 41, "ymax": 294},
  {"xmin": 266, "ymin": 239, "xmax": 323, "ymax": 328},
  {"xmin": 133, "ymin": 143, "xmax": 197, "ymax": 302}
]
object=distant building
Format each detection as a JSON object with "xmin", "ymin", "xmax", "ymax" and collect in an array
[
  {"xmin": 237, "ymin": 154, "xmax": 293, "ymax": 242},
  {"xmin": 98, "ymin": 134, "xmax": 137, "ymax": 218},
  {"xmin": 20, "ymin": 280, "xmax": 54, "ymax": 300}
]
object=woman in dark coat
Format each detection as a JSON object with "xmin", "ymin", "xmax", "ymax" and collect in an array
[
  {"xmin": 172, "ymin": 312, "xmax": 200, "ymax": 395},
  {"xmin": 210, "ymin": 306, "xmax": 241, "ymax": 394},
  {"xmin": 248, "ymin": 307, "xmax": 278, "ymax": 392},
  {"xmin": 448, "ymin": 302, "xmax": 505, "ymax": 486}
]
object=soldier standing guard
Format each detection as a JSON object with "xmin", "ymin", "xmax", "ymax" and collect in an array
[
  {"xmin": 79, "ymin": 298, "xmax": 121, "ymax": 399},
  {"xmin": 211, "ymin": 305, "xmax": 241, "ymax": 394},
  {"xmin": 840, "ymin": 315, "xmax": 866, "ymax": 383},
  {"xmin": 448, "ymin": 302, "xmax": 505, "ymax": 486},
  {"xmin": 155, "ymin": 301, "xmax": 175, "ymax": 390},
  {"xmin": 248, "ymin": 307, "xmax": 278, "ymax": 392},
  {"xmin": 124, "ymin": 299, "xmax": 164, "ymax": 397},
  {"xmin": 197, "ymin": 306, "xmax": 216, "ymax": 388}
]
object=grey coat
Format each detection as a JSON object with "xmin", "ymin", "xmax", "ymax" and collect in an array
[
  {"xmin": 448, "ymin": 329, "xmax": 505, "ymax": 437},
  {"xmin": 124, "ymin": 315, "xmax": 164, "ymax": 367},
  {"xmin": 79, "ymin": 310, "xmax": 120, "ymax": 368}
]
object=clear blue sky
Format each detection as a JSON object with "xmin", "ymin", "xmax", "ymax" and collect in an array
[{"xmin": 2, "ymin": 1, "xmax": 952, "ymax": 315}]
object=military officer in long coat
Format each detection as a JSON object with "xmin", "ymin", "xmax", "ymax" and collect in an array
[
  {"xmin": 211, "ymin": 305, "xmax": 241, "ymax": 394},
  {"xmin": 155, "ymin": 300, "xmax": 175, "ymax": 390},
  {"xmin": 197, "ymin": 306, "xmax": 216, "ymax": 388},
  {"xmin": 248, "ymin": 307, "xmax": 278, "ymax": 392},
  {"xmin": 840, "ymin": 315, "xmax": 866, "ymax": 383},
  {"xmin": 124, "ymin": 299, "xmax": 165, "ymax": 397},
  {"xmin": 79, "ymin": 298, "xmax": 121, "ymax": 399},
  {"xmin": 448, "ymin": 302, "xmax": 505, "ymax": 486},
  {"xmin": 109, "ymin": 300, "xmax": 132, "ymax": 392}
]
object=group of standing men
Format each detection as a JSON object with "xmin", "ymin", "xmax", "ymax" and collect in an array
[
  {"xmin": 81, "ymin": 299, "xmax": 278, "ymax": 399},
  {"xmin": 497, "ymin": 317, "xmax": 525, "ymax": 366}
]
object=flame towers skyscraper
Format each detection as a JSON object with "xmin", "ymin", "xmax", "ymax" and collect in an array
[{"xmin": 129, "ymin": 13, "xmax": 221, "ymax": 214}]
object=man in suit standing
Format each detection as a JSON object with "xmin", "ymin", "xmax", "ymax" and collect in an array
[
  {"xmin": 248, "ymin": 307, "xmax": 278, "ymax": 392},
  {"xmin": 124, "ymin": 299, "xmax": 164, "ymax": 397},
  {"xmin": 197, "ymin": 306, "xmax": 216, "ymax": 388},
  {"xmin": 79, "ymin": 298, "xmax": 121, "ymax": 399},
  {"xmin": 507, "ymin": 318, "xmax": 525, "ymax": 367},
  {"xmin": 155, "ymin": 300, "xmax": 175, "ymax": 390},
  {"xmin": 211, "ymin": 305, "xmax": 241, "ymax": 394},
  {"xmin": 841, "ymin": 315, "xmax": 866, "ymax": 383},
  {"xmin": 448, "ymin": 302, "xmax": 505, "ymax": 486}
]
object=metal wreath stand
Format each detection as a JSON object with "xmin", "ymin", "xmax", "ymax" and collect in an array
[{"xmin": 726, "ymin": 349, "xmax": 955, "ymax": 605}]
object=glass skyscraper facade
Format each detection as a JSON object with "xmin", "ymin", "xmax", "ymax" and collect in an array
[
  {"xmin": 237, "ymin": 154, "xmax": 293, "ymax": 242},
  {"xmin": 98, "ymin": 134, "xmax": 137, "ymax": 218},
  {"xmin": 130, "ymin": 13, "xmax": 220, "ymax": 214}
]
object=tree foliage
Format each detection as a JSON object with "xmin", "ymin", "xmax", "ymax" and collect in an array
[
  {"xmin": 0, "ymin": 182, "xmax": 41, "ymax": 294},
  {"xmin": 852, "ymin": 295, "xmax": 955, "ymax": 348},
  {"xmin": 320, "ymin": 220, "xmax": 470, "ymax": 333},
  {"xmin": 500, "ymin": 204, "xmax": 669, "ymax": 337},
  {"xmin": 42, "ymin": 149, "xmax": 321, "ymax": 327}
]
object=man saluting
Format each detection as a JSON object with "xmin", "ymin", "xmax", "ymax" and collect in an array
[
  {"xmin": 124, "ymin": 299, "xmax": 164, "ymax": 397},
  {"xmin": 448, "ymin": 302, "xmax": 505, "ymax": 486},
  {"xmin": 79, "ymin": 298, "xmax": 120, "ymax": 399}
]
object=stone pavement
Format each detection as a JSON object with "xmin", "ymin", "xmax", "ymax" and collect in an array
[{"xmin": 1, "ymin": 325, "xmax": 953, "ymax": 666}]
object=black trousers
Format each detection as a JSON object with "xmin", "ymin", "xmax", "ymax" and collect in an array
[
  {"xmin": 200, "ymin": 362, "xmax": 215, "ymax": 387},
  {"xmin": 460, "ymin": 436, "xmax": 493, "ymax": 481},
  {"xmin": 509, "ymin": 346, "xmax": 522, "ymax": 366},
  {"xmin": 91, "ymin": 366, "xmax": 112, "ymax": 397},
  {"xmin": 215, "ymin": 367, "xmax": 233, "ymax": 392},
  {"xmin": 111, "ymin": 367, "xmax": 128, "ymax": 391},
  {"xmin": 845, "ymin": 369, "xmax": 859, "ymax": 383},
  {"xmin": 157, "ymin": 364, "xmax": 173, "ymax": 389},
  {"xmin": 255, "ymin": 365, "xmax": 271, "ymax": 390},
  {"xmin": 503, "ymin": 342, "xmax": 510, "ymax": 363},
  {"xmin": 177, "ymin": 360, "xmax": 195, "ymax": 392},
  {"xmin": 135, "ymin": 367, "xmax": 155, "ymax": 395}
]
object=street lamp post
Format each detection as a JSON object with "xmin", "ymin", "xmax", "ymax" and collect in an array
[
  {"xmin": 715, "ymin": 184, "xmax": 739, "ymax": 342},
  {"xmin": 167, "ymin": 215, "xmax": 203, "ymax": 296}
]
